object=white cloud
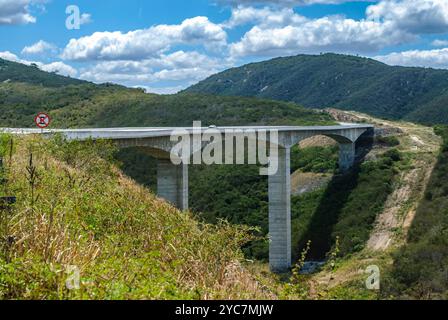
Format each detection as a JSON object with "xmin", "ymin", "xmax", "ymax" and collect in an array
[
  {"xmin": 0, "ymin": 51, "xmax": 21, "ymax": 62},
  {"xmin": 80, "ymin": 13, "xmax": 92, "ymax": 25},
  {"xmin": 224, "ymin": 6, "xmax": 305, "ymax": 28},
  {"xmin": 432, "ymin": 39, "xmax": 448, "ymax": 47},
  {"xmin": 61, "ymin": 16, "xmax": 227, "ymax": 61},
  {"xmin": 219, "ymin": 0, "xmax": 368, "ymax": 6},
  {"xmin": 374, "ymin": 48, "xmax": 448, "ymax": 69},
  {"xmin": 156, "ymin": 50, "xmax": 228, "ymax": 69},
  {"xmin": 78, "ymin": 50, "xmax": 228, "ymax": 88},
  {"xmin": 366, "ymin": 0, "xmax": 448, "ymax": 34},
  {"xmin": 0, "ymin": 0, "xmax": 43, "ymax": 25},
  {"xmin": 21, "ymin": 40, "xmax": 56, "ymax": 55},
  {"xmin": 152, "ymin": 67, "xmax": 214, "ymax": 81},
  {"xmin": 0, "ymin": 51, "xmax": 36, "ymax": 65},
  {"xmin": 230, "ymin": 15, "xmax": 412, "ymax": 57},
  {"xmin": 40, "ymin": 61, "xmax": 77, "ymax": 77},
  {"xmin": 138, "ymin": 85, "xmax": 185, "ymax": 95},
  {"xmin": 0, "ymin": 51, "xmax": 77, "ymax": 77},
  {"xmin": 227, "ymin": 1, "xmax": 448, "ymax": 58}
]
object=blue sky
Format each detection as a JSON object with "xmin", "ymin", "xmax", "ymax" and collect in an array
[{"xmin": 1, "ymin": 0, "xmax": 448, "ymax": 93}]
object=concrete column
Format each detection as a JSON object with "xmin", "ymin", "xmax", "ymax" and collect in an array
[
  {"xmin": 268, "ymin": 146, "xmax": 291, "ymax": 273},
  {"xmin": 339, "ymin": 142, "xmax": 356, "ymax": 172},
  {"xmin": 157, "ymin": 159, "xmax": 188, "ymax": 211}
]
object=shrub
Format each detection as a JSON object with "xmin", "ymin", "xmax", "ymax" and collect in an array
[{"xmin": 376, "ymin": 136, "xmax": 400, "ymax": 147}]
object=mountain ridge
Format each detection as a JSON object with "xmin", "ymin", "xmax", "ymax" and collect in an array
[{"xmin": 185, "ymin": 53, "xmax": 448, "ymax": 125}]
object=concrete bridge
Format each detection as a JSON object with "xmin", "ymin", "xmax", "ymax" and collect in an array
[{"xmin": 4, "ymin": 124, "xmax": 374, "ymax": 272}]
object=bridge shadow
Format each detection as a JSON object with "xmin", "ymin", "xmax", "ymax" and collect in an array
[
  {"xmin": 293, "ymin": 168, "xmax": 360, "ymax": 260},
  {"xmin": 293, "ymin": 132, "xmax": 374, "ymax": 261}
]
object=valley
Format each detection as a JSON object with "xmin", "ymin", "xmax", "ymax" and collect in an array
[{"xmin": 1, "ymin": 56, "xmax": 447, "ymax": 300}]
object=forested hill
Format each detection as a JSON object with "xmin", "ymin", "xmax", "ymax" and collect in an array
[
  {"xmin": 0, "ymin": 58, "xmax": 332, "ymax": 128},
  {"xmin": 0, "ymin": 58, "xmax": 84, "ymax": 87},
  {"xmin": 185, "ymin": 53, "xmax": 448, "ymax": 125}
]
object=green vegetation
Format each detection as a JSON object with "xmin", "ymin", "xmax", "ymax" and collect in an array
[
  {"xmin": 291, "ymin": 145, "xmax": 338, "ymax": 173},
  {"xmin": 115, "ymin": 145, "xmax": 340, "ymax": 261},
  {"xmin": 187, "ymin": 145, "xmax": 338, "ymax": 261},
  {"xmin": 174, "ymin": 144, "xmax": 399, "ymax": 263},
  {"xmin": 190, "ymin": 164, "xmax": 269, "ymax": 260},
  {"xmin": 0, "ymin": 57, "xmax": 334, "ymax": 128},
  {"xmin": 0, "ymin": 58, "xmax": 338, "ymax": 268},
  {"xmin": 383, "ymin": 126, "xmax": 448, "ymax": 299},
  {"xmin": 376, "ymin": 135, "xmax": 401, "ymax": 147},
  {"xmin": 0, "ymin": 134, "xmax": 272, "ymax": 300},
  {"xmin": 333, "ymin": 149, "xmax": 402, "ymax": 255},
  {"xmin": 185, "ymin": 53, "xmax": 448, "ymax": 125},
  {"xmin": 117, "ymin": 143, "xmax": 401, "ymax": 264},
  {"xmin": 0, "ymin": 82, "xmax": 332, "ymax": 128},
  {"xmin": 3, "ymin": 55, "xmax": 444, "ymax": 300},
  {"xmin": 0, "ymin": 58, "xmax": 84, "ymax": 87},
  {"xmin": 293, "ymin": 149, "xmax": 403, "ymax": 259},
  {"xmin": 115, "ymin": 150, "xmax": 270, "ymax": 260}
]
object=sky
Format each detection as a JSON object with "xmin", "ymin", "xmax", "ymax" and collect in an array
[{"xmin": 1, "ymin": 0, "xmax": 448, "ymax": 94}]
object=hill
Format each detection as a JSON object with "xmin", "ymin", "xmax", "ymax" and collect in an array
[
  {"xmin": 185, "ymin": 53, "xmax": 448, "ymax": 125},
  {"xmin": 0, "ymin": 58, "xmax": 84, "ymax": 87},
  {"xmin": 0, "ymin": 57, "xmax": 333, "ymax": 128},
  {"xmin": 0, "ymin": 134, "xmax": 273, "ymax": 299}
]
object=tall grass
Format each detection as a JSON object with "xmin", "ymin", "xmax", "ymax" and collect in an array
[{"xmin": 0, "ymin": 135, "xmax": 272, "ymax": 300}]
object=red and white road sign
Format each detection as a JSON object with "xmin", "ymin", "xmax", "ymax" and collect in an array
[{"xmin": 34, "ymin": 113, "xmax": 51, "ymax": 129}]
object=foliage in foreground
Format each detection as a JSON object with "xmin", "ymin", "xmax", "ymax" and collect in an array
[{"xmin": 0, "ymin": 135, "xmax": 270, "ymax": 300}]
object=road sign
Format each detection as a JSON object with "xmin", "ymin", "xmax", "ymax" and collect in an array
[{"xmin": 34, "ymin": 113, "xmax": 51, "ymax": 129}]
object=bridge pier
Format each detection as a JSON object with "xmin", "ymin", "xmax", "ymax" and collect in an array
[
  {"xmin": 339, "ymin": 142, "xmax": 356, "ymax": 172},
  {"xmin": 269, "ymin": 146, "xmax": 292, "ymax": 273},
  {"xmin": 157, "ymin": 159, "xmax": 189, "ymax": 211}
]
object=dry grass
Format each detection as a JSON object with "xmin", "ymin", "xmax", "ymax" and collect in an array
[{"xmin": 1, "ymin": 135, "xmax": 272, "ymax": 300}]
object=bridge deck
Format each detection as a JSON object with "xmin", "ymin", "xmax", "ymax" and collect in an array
[{"xmin": 2, "ymin": 124, "xmax": 373, "ymax": 140}]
